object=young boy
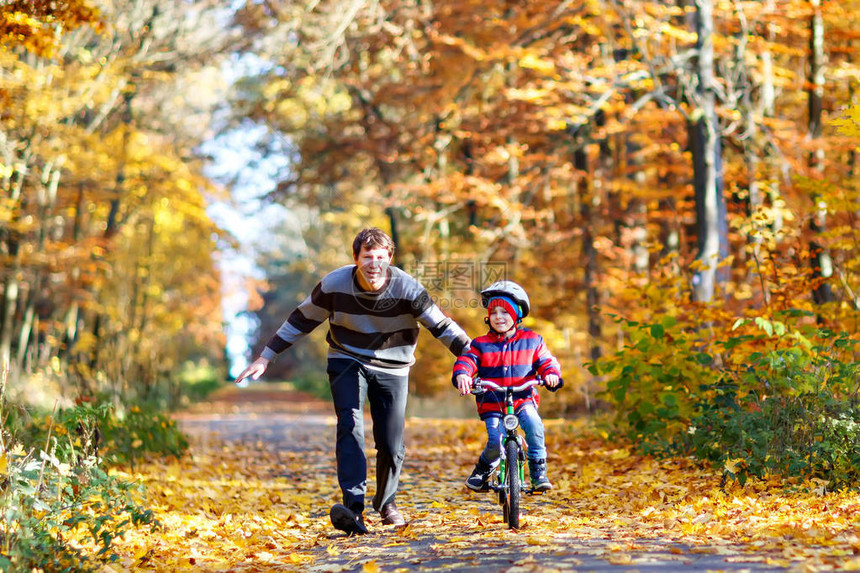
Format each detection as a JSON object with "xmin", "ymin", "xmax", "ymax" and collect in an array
[{"xmin": 453, "ymin": 280, "xmax": 563, "ymax": 492}]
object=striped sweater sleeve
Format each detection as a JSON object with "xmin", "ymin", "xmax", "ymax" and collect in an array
[
  {"xmin": 408, "ymin": 280, "xmax": 470, "ymax": 357},
  {"xmin": 260, "ymin": 281, "xmax": 331, "ymax": 360},
  {"xmin": 258, "ymin": 265, "xmax": 469, "ymax": 369}
]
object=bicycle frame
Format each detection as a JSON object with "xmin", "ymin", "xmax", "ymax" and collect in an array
[
  {"xmin": 471, "ymin": 377, "xmax": 543, "ymax": 529},
  {"xmin": 498, "ymin": 391, "xmax": 525, "ymax": 493}
]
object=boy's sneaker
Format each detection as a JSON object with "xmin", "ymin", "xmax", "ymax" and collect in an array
[
  {"xmin": 529, "ymin": 459, "xmax": 553, "ymax": 492},
  {"xmin": 330, "ymin": 504, "xmax": 369, "ymax": 535},
  {"xmin": 465, "ymin": 457, "xmax": 496, "ymax": 492}
]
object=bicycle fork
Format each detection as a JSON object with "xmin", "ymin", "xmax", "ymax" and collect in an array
[
  {"xmin": 504, "ymin": 397, "xmax": 527, "ymax": 482},
  {"xmin": 499, "ymin": 433, "xmax": 526, "ymax": 489}
]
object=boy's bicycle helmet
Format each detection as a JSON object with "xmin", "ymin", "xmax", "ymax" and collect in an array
[{"xmin": 480, "ymin": 280, "xmax": 530, "ymax": 318}]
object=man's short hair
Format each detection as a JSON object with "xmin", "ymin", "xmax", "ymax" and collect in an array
[{"xmin": 353, "ymin": 228, "xmax": 395, "ymax": 258}]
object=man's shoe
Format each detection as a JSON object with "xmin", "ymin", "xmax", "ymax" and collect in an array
[
  {"xmin": 330, "ymin": 504, "xmax": 369, "ymax": 535},
  {"xmin": 379, "ymin": 502, "xmax": 406, "ymax": 527}
]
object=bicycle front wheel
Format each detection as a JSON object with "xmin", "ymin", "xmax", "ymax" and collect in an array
[{"xmin": 505, "ymin": 438, "xmax": 521, "ymax": 529}]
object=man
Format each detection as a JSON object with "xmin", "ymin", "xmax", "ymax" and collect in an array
[{"xmin": 235, "ymin": 228, "xmax": 470, "ymax": 535}]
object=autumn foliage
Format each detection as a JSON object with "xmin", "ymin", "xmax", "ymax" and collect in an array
[
  {"xmin": 236, "ymin": 0, "xmax": 859, "ymax": 391},
  {"xmin": 1, "ymin": 0, "xmax": 237, "ymax": 406},
  {"xmin": 106, "ymin": 386, "xmax": 860, "ymax": 571},
  {"xmin": 230, "ymin": 0, "xmax": 860, "ymax": 484},
  {"xmin": 1, "ymin": 0, "xmax": 860, "ymax": 569}
]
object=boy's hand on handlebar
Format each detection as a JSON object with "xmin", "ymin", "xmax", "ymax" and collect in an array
[
  {"xmin": 235, "ymin": 356, "xmax": 270, "ymax": 385},
  {"xmin": 455, "ymin": 374, "xmax": 473, "ymax": 395},
  {"xmin": 543, "ymin": 374, "xmax": 560, "ymax": 388}
]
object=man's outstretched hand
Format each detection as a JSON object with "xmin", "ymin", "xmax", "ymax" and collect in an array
[{"xmin": 234, "ymin": 356, "xmax": 270, "ymax": 385}]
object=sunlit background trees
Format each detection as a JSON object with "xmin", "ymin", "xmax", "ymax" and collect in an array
[
  {"xmin": 0, "ymin": 0, "xmax": 858, "ymax": 567},
  {"xmin": 2, "ymin": 0, "xmax": 858, "ymax": 456},
  {"xmin": 1, "ymin": 0, "xmax": 241, "ymax": 406}
]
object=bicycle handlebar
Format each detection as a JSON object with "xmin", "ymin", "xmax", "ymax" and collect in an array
[{"xmin": 471, "ymin": 377, "xmax": 543, "ymax": 395}]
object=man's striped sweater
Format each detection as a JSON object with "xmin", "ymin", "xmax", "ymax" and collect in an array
[{"xmin": 261, "ymin": 265, "xmax": 470, "ymax": 373}]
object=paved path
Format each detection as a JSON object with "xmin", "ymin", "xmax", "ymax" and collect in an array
[{"xmin": 176, "ymin": 384, "xmax": 796, "ymax": 573}]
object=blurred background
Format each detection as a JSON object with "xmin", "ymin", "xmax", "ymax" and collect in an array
[{"xmin": 1, "ymin": 0, "xmax": 858, "ymax": 421}]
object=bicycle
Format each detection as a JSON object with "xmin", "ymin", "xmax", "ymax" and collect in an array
[{"xmin": 470, "ymin": 377, "xmax": 545, "ymax": 529}]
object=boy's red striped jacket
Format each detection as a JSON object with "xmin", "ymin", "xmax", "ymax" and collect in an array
[{"xmin": 452, "ymin": 327, "xmax": 563, "ymax": 419}]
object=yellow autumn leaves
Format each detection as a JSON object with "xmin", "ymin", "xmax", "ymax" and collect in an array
[{"xmin": 102, "ymin": 388, "xmax": 860, "ymax": 572}]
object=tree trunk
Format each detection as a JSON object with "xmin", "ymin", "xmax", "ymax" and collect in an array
[
  {"xmin": 0, "ymin": 278, "xmax": 19, "ymax": 370},
  {"xmin": 807, "ymin": 0, "xmax": 834, "ymax": 306},
  {"xmin": 735, "ymin": 6, "xmax": 770, "ymax": 306},
  {"xmin": 851, "ymin": 83, "xmax": 858, "ymax": 179},
  {"xmin": 576, "ymin": 146, "xmax": 602, "ymax": 364},
  {"xmin": 690, "ymin": 0, "xmax": 728, "ymax": 303},
  {"xmin": 16, "ymin": 160, "xmax": 61, "ymax": 371},
  {"xmin": 0, "ymin": 146, "xmax": 31, "ymax": 372},
  {"xmin": 88, "ymin": 89, "xmax": 133, "ymax": 376},
  {"xmin": 16, "ymin": 295, "xmax": 35, "ymax": 372},
  {"xmin": 625, "ymin": 136, "xmax": 649, "ymax": 276},
  {"xmin": 62, "ymin": 185, "xmax": 86, "ymax": 357}
]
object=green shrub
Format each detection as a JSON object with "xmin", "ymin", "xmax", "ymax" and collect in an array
[
  {"xmin": 590, "ymin": 313, "xmax": 719, "ymax": 447},
  {"xmin": 678, "ymin": 336, "xmax": 860, "ymax": 487},
  {"xmin": 13, "ymin": 398, "xmax": 187, "ymax": 467},
  {"xmin": 286, "ymin": 372, "xmax": 330, "ymax": 401},
  {"xmin": 594, "ymin": 309, "xmax": 860, "ymax": 488},
  {"xmin": 177, "ymin": 360, "xmax": 227, "ymax": 403},
  {"xmin": 0, "ymin": 445, "xmax": 157, "ymax": 572},
  {"xmin": 0, "ymin": 398, "xmax": 160, "ymax": 572},
  {"xmin": 101, "ymin": 403, "xmax": 188, "ymax": 466}
]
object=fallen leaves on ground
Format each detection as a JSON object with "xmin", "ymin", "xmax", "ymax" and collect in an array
[{"xmin": 108, "ymin": 387, "xmax": 860, "ymax": 572}]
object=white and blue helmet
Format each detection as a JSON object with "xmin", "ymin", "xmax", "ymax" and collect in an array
[{"xmin": 480, "ymin": 280, "xmax": 530, "ymax": 319}]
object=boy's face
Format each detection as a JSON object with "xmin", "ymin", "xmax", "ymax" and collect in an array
[
  {"xmin": 354, "ymin": 245, "xmax": 392, "ymax": 291},
  {"xmin": 489, "ymin": 306, "xmax": 515, "ymax": 333}
]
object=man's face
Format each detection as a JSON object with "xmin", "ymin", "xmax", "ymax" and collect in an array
[{"xmin": 354, "ymin": 245, "xmax": 392, "ymax": 291}]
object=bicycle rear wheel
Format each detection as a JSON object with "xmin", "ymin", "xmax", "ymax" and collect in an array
[{"xmin": 504, "ymin": 438, "xmax": 521, "ymax": 529}]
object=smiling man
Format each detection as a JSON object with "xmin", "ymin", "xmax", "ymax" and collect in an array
[{"xmin": 235, "ymin": 228, "xmax": 470, "ymax": 535}]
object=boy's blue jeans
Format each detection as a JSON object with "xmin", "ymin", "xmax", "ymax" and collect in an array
[{"xmin": 479, "ymin": 403, "xmax": 547, "ymax": 464}]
